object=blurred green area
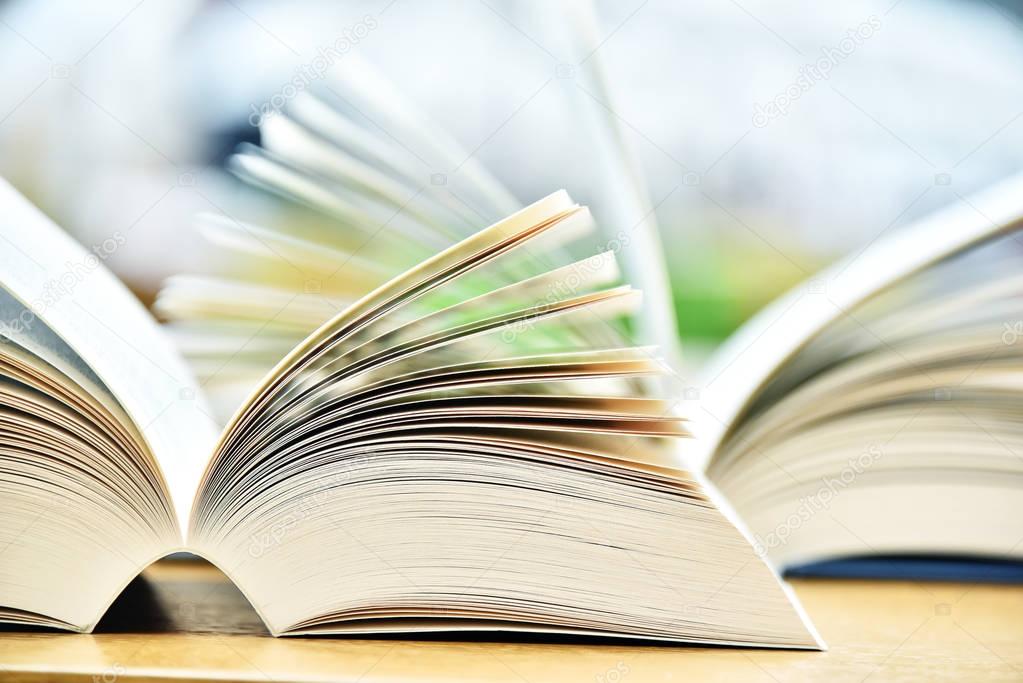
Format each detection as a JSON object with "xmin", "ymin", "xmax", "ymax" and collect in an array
[{"xmin": 665, "ymin": 233, "xmax": 828, "ymax": 345}]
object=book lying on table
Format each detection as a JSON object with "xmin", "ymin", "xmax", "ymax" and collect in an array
[
  {"xmin": 5, "ymin": 167, "xmax": 1023, "ymax": 648},
  {"xmin": 0, "ymin": 179, "xmax": 821, "ymax": 647},
  {"xmin": 6, "ymin": 93, "xmax": 1023, "ymax": 649}
]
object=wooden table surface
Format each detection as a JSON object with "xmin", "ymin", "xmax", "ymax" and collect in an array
[{"xmin": 0, "ymin": 558, "xmax": 1021, "ymax": 682}]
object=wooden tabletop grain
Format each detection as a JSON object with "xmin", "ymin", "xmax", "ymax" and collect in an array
[{"xmin": 0, "ymin": 558, "xmax": 1021, "ymax": 682}]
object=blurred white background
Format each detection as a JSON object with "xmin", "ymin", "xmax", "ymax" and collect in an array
[{"xmin": 2, "ymin": 0, "xmax": 1022, "ymax": 343}]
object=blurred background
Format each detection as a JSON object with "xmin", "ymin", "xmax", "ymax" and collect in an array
[{"xmin": 3, "ymin": 0, "xmax": 1023, "ymax": 366}]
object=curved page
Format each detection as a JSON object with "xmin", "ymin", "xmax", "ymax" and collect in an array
[
  {"xmin": 695, "ymin": 172, "xmax": 1023, "ymax": 470},
  {"xmin": 0, "ymin": 179, "xmax": 217, "ymax": 534}
]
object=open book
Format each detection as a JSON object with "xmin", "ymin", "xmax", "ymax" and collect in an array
[
  {"xmin": 0, "ymin": 179, "xmax": 821, "ymax": 647},
  {"xmin": 695, "ymin": 173, "xmax": 1023, "ymax": 569},
  {"xmin": 157, "ymin": 85, "xmax": 1023, "ymax": 580},
  {"xmin": 4, "ymin": 88, "xmax": 1021, "ymax": 650}
]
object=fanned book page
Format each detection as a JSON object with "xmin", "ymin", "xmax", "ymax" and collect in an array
[
  {"xmin": 155, "ymin": 76, "xmax": 539, "ymax": 421},
  {"xmin": 0, "ymin": 179, "xmax": 820, "ymax": 648},
  {"xmin": 156, "ymin": 74, "xmax": 626, "ymax": 422}
]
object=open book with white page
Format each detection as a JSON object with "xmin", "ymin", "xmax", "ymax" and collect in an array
[
  {"xmin": 0, "ymin": 179, "xmax": 822, "ymax": 647},
  {"xmin": 156, "ymin": 87, "xmax": 1023, "ymax": 581},
  {"xmin": 694, "ymin": 173, "xmax": 1023, "ymax": 569},
  {"xmin": 5, "ymin": 169, "xmax": 1023, "ymax": 646},
  {"xmin": 6, "ymin": 90, "xmax": 1023, "ymax": 648}
]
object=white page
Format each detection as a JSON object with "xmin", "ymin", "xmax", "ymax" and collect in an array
[
  {"xmin": 0, "ymin": 179, "xmax": 218, "ymax": 536},
  {"xmin": 552, "ymin": 1, "xmax": 683, "ymax": 376},
  {"xmin": 693, "ymin": 172, "xmax": 1023, "ymax": 470}
]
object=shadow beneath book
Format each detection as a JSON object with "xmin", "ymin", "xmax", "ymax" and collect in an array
[
  {"xmin": 785, "ymin": 554, "xmax": 1023, "ymax": 583},
  {"xmin": 93, "ymin": 558, "xmax": 706, "ymax": 646},
  {"xmin": 94, "ymin": 556, "xmax": 269, "ymax": 635}
]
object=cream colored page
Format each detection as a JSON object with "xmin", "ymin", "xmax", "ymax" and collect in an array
[
  {"xmin": 210, "ymin": 190, "xmax": 578, "ymax": 449},
  {"xmin": 0, "ymin": 179, "xmax": 218, "ymax": 535},
  {"xmin": 692, "ymin": 171, "xmax": 1023, "ymax": 470}
]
